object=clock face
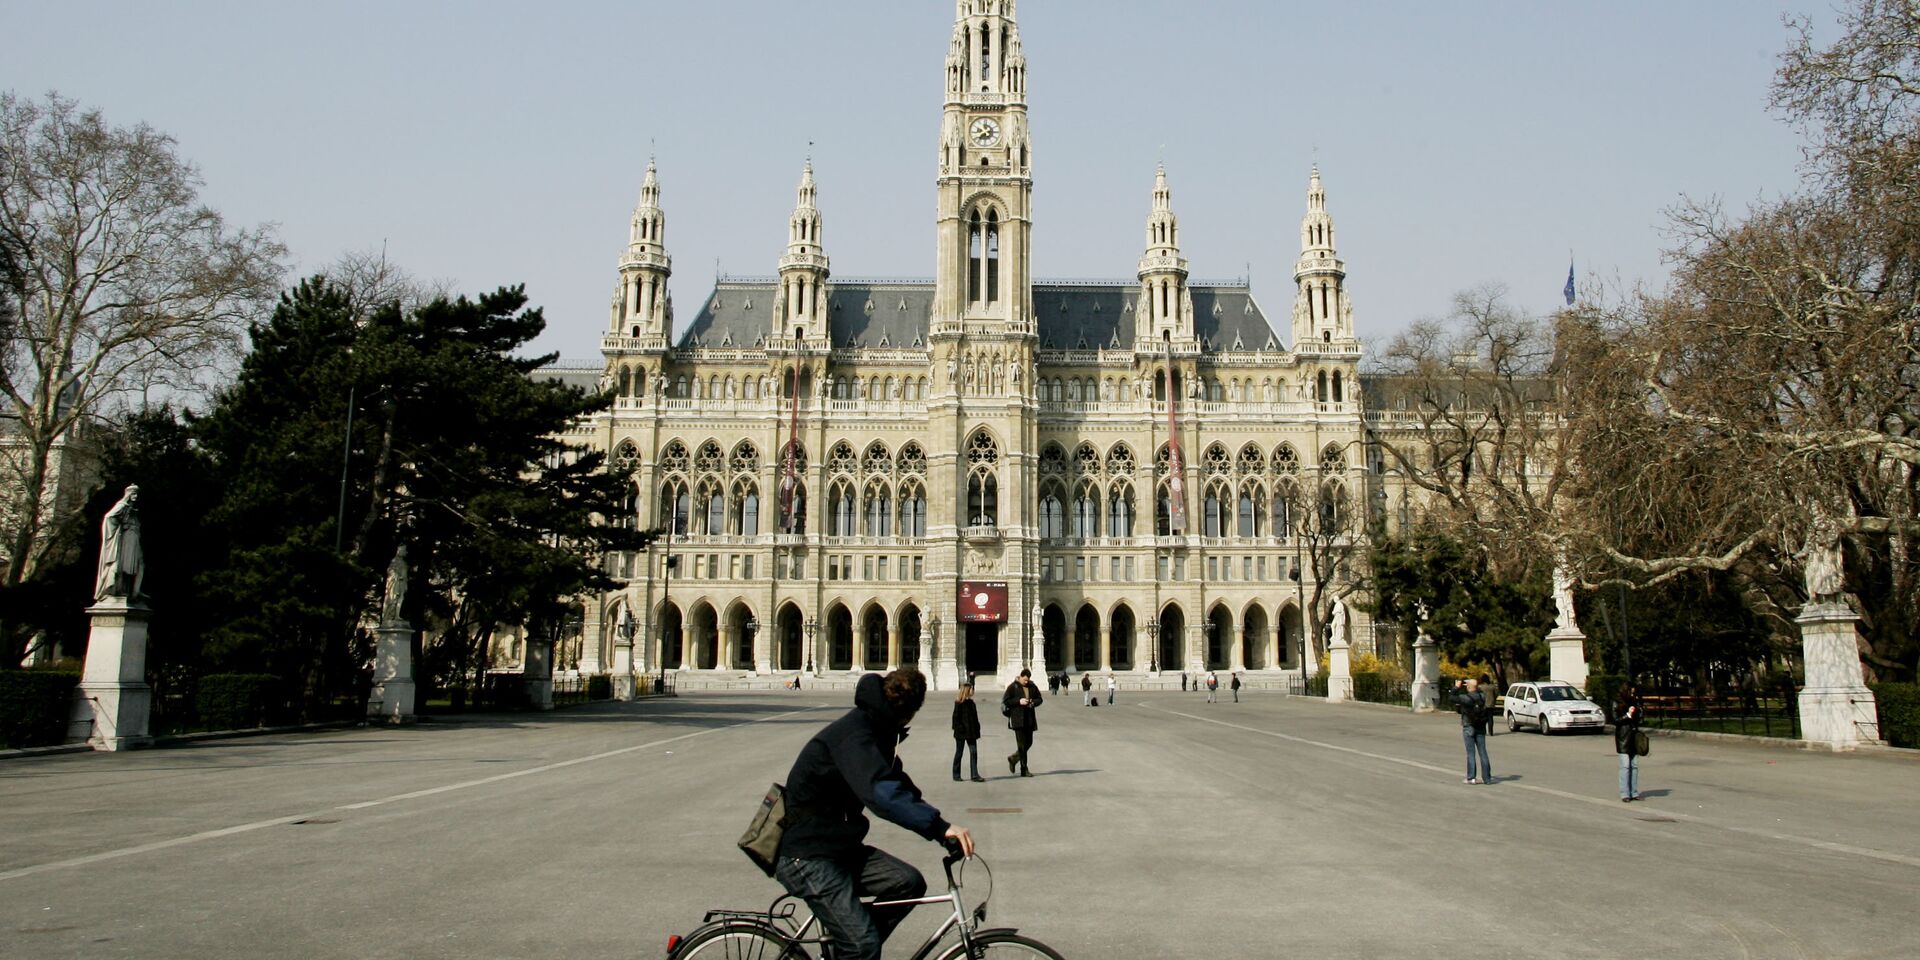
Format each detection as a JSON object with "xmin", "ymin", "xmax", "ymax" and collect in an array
[{"xmin": 969, "ymin": 117, "xmax": 1001, "ymax": 147}]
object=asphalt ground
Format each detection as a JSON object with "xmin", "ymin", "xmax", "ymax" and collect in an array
[{"xmin": 1, "ymin": 689, "xmax": 1915, "ymax": 959}]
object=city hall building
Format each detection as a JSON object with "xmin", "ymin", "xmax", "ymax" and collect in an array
[{"xmin": 553, "ymin": 0, "xmax": 1383, "ymax": 690}]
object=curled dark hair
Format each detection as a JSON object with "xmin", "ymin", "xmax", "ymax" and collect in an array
[{"xmin": 882, "ymin": 668, "xmax": 928, "ymax": 719}]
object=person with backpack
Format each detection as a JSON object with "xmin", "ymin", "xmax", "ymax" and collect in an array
[
  {"xmin": 951, "ymin": 683, "xmax": 985, "ymax": 783},
  {"xmin": 1450, "ymin": 677, "xmax": 1494, "ymax": 784},
  {"xmin": 775, "ymin": 669, "xmax": 974, "ymax": 960},
  {"xmin": 1205, "ymin": 671, "xmax": 1219, "ymax": 703}
]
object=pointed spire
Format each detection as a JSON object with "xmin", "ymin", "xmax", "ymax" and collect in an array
[
  {"xmin": 787, "ymin": 159, "xmax": 825, "ymax": 257},
  {"xmin": 1141, "ymin": 162, "xmax": 1182, "ymax": 258}
]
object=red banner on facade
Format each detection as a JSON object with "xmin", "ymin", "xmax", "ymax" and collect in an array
[{"xmin": 958, "ymin": 581, "xmax": 1008, "ymax": 622}]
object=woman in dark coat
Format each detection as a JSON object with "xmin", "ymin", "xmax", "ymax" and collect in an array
[
  {"xmin": 951, "ymin": 684, "xmax": 984, "ymax": 782},
  {"xmin": 1001, "ymin": 668, "xmax": 1043, "ymax": 777},
  {"xmin": 1615, "ymin": 682, "xmax": 1644, "ymax": 801}
]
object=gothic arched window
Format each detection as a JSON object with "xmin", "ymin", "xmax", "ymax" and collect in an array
[
  {"xmin": 863, "ymin": 482, "xmax": 892, "ymax": 537},
  {"xmin": 699, "ymin": 480, "xmax": 724, "ymax": 535},
  {"xmin": 1107, "ymin": 484, "xmax": 1135, "ymax": 537},
  {"xmin": 986, "ymin": 210, "xmax": 1001, "ymax": 304},
  {"xmin": 660, "ymin": 479, "xmax": 690, "ymax": 535},
  {"xmin": 968, "ymin": 211, "xmax": 983, "ymax": 303},
  {"xmin": 899, "ymin": 481, "xmax": 927, "ymax": 538},
  {"xmin": 1071, "ymin": 481, "xmax": 1100, "ymax": 538},
  {"xmin": 731, "ymin": 481, "xmax": 759, "ymax": 536},
  {"xmin": 830, "ymin": 480, "xmax": 857, "ymax": 536},
  {"xmin": 1039, "ymin": 484, "xmax": 1065, "ymax": 540}
]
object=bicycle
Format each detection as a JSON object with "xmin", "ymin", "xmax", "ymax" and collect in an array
[{"xmin": 665, "ymin": 840, "xmax": 1063, "ymax": 959}]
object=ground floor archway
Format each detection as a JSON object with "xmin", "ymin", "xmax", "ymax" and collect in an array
[{"xmin": 965, "ymin": 622, "xmax": 998, "ymax": 676}]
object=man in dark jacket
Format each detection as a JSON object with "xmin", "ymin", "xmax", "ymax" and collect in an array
[
  {"xmin": 1002, "ymin": 668, "xmax": 1043, "ymax": 776},
  {"xmin": 1450, "ymin": 678, "xmax": 1493, "ymax": 784},
  {"xmin": 775, "ymin": 669, "xmax": 974, "ymax": 960}
]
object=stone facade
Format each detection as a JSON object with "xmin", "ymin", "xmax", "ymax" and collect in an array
[{"xmin": 551, "ymin": 1, "xmax": 1382, "ymax": 689}]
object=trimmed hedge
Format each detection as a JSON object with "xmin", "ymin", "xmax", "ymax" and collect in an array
[
  {"xmin": 0, "ymin": 670, "xmax": 80, "ymax": 748},
  {"xmin": 195, "ymin": 673, "xmax": 282, "ymax": 731},
  {"xmin": 587, "ymin": 674, "xmax": 611, "ymax": 700},
  {"xmin": 1870, "ymin": 683, "xmax": 1920, "ymax": 749}
]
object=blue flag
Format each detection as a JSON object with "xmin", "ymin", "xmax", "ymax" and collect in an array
[{"xmin": 1563, "ymin": 260, "xmax": 1576, "ymax": 306}]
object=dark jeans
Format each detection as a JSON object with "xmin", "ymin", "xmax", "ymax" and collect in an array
[
  {"xmin": 1009, "ymin": 728, "xmax": 1033, "ymax": 774},
  {"xmin": 952, "ymin": 737, "xmax": 979, "ymax": 778},
  {"xmin": 1461, "ymin": 725, "xmax": 1491, "ymax": 781},
  {"xmin": 775, "ymin": 847, "xmax": 926, "ymax": 960}
]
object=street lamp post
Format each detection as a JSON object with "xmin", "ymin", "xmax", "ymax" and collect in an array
[
  {"xmin": 805, "ymin": 618, "xmax": 818, "ymax": 674},
  {"xmin": 1146, "ymin": 617, "xmax": 1159, "ymax": 674},
  {"xmin": 658, "ymin": 529, "xmax": 678, "ymax": 690}
]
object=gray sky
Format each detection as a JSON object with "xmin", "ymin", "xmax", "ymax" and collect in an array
[{"xmin": 7, "ymin": 1, "xmax": 1826, "ymax": 364}]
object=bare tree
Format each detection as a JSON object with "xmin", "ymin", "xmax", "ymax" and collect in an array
[
  {"xmin": 0, "ymin": 91, "xmax": 283, "ymax": 659},
  {"xmin": 1369, "ymin": 284, "xmax": 1567, "ymax": 582}
]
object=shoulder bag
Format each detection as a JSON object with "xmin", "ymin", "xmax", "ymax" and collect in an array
[
  {"xmin": 737, "ymin": 783, "xmax": 788, "ymax": 877},
  {"xmin": 1631, "ymin": 729, "xmax": 1651, "ymax": 757}
]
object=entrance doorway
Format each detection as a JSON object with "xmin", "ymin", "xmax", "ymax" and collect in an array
[{"xmin": 965, "ymin": 622, "xmax": 999, "ymax": 676}]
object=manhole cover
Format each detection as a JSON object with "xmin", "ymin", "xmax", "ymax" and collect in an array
[{"xmin": 964, "ymin": 808, "xmax": 1023, "ymax": 815}]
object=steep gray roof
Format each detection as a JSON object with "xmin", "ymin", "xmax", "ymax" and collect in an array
[{"xmin": 676, "ymin": 279, "xmax": 1281, "ymax": 352}]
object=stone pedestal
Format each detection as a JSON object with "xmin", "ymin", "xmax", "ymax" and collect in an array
[
  {"xmin": 1546, "ymin": 626, "xmax": 1590, "ymax": 689},
  {"xmin": 611, "ymin": 639, "xmax": 635, "ymax": 701},
  {"xmin": 1326, "ymin": 638, "xmax": 1353, "ymax": 703},
  {"xmin": 1410, "ymin": 636, "xmax": 1441, "ymax": 713},
  {"xmin": 69, "ymin": 602, "xmax": 153, "ymax": 750},
  {"xmin": 1796, "ymin": 603, "xmax": 1880, "ymax": 750},
  {"xmin": 523, "ymin": 637, "xmax": 554, "ymax": 711},
  {"xmin": 934, "ymin": 655, "xmax": 962, "ymax": 693},
  {"xmin": 368, "ymin": 621, "xmax": 417, "ymax": 723},
  {"xmin": 917, "ymin": 649, "xmax": 936, "ymax": 689}
]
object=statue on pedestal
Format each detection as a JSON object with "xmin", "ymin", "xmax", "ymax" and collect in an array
[
  {"xmin": 94, "ymin": 485, "xmax": 145, "ymax": 603},
  {"xmin": 1552, "ymin": 561, "xmax": 1578, "ymax": 632},
  {"xmin": 1801, "ymin": 506, "xmax": 1846, "ymax": 604},
  {"xmin": 1329, "ymin": 597, "xmax": 1348, "ymax": 646},
  {"xmin": 381, "ymin": 544, "xmax": 410, "ymax": 625}
]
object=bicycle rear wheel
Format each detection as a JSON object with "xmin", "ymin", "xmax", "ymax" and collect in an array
[
  {"xmin": 935, "ymin": 931, "xmax": 1066, "ymax": 960},
  {"xmin": 673, "ymin": 920, "xmax": 811, "ymax": 959}
]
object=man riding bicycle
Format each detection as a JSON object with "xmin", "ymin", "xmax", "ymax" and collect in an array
[{"xmin": 775, "ymin": 668, "xmax": 975, "ymax": 960}]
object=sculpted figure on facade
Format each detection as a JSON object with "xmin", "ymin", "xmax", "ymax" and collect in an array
[
  {"xmin": 1552, "ymin": 558, "xmax": 1577, "ymax": 631},
  {"xmin": 1328, "ymin": 597, "xmax": 1348, "ymax": 646}
]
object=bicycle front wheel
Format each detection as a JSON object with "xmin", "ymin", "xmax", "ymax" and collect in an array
[
  {"xmin": 673, "ymin": 920, "xmax": 811, "ymax": 960},
  {"xmin": 935, "ymin": 931, "xmax": 1067, "ymax": 960}
]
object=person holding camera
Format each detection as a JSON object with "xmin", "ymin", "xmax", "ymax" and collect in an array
[
  {"xmin": 1450, "ymin": 677, "xmax": 1494, "ymax": 784},
  {"xmin": 1615, "ymin": 681, "xmax": 1645, "ymax": 801}
]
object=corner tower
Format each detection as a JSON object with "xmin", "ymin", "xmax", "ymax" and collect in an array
[
  {"xmin": 612, "ymin": 158, "xmax": 672, "ymax": 343},
  {"xmin": 934, "ymin": 0, "xmax": 1033, "ymax": 333},
  {"xmin": 1291, "ymin": 165, "xmax": 1355, "ymax": 349}
]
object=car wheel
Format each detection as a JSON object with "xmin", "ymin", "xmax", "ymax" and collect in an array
[
  {"xmin": 1506, "ymin": 711, "xmax": 1519, "ymax": 732},
  {"xmin": 1539, "ymin": 714, "xmax": 1553, "ymax": 736}
]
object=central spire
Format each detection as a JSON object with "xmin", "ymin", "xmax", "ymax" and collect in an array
[{"xmin": 777, "ymin": 160, "xmax": 830, "ymax": 344}]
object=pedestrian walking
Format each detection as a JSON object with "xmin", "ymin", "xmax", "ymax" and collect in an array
[
  {"xmin": 1046, "ymin": 673, "xmax": 1057, "ymax": 695},
  {"xmin": 1230, "ymin": 672, "xmax": 1241, "ymax": 703},
  {"xmin": 1001, "ymin": 669, "xmax": 1042, "ymax": 777},
  {"xmin": 1080, "ymin": 672, "xmax": 1093, "ymax": 706},
  {"xmin": 1615, "ymin": 681, "xmax": 1645, "ymax": 802},
  {"xmin": 1450, "ymin": 677, "xmax": 1493, "ymax": 784},
  {"xmin": 1205, "ymin": 670, "xmax": 1219, "ymax": 703},
  {"xmin": 773, "ymin": 669, "xmax": 974, "ymax": 960},
  {"xmin": 950, "ymin": 683, "xmax": 985, "ymax": 782},
  {"xmin": 1106, "ymin": 673, "xmax": 1116, "ymax": 705},
  {"xmin": 1180, "ymin": 672, "xmax": 1188, "ymax": 692}
]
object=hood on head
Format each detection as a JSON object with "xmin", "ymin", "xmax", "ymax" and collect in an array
[{"xmin": 854, "ymin": 672, "xmax": 895, "ymax": 723}]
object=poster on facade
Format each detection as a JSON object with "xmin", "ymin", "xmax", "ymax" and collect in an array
[{"xmin": 958, "ymin": 581, "xmax": 1008, "ymax": 622}]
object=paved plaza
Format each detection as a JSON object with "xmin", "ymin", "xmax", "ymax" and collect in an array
[{"xmin": 1, "ymin": 690, "xmax": 1916, "ymax": 959}]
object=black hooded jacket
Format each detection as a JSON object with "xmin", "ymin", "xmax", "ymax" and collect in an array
[{"xmin": 777, "ymin": 674, "xmax": 951, "ymax": 861}]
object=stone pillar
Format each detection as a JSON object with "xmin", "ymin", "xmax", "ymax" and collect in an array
[
  {"xmin": 368, "ymin": 621, "xmax": 417, "ymax": 723},
  {"xmin": 1187, "ymin": 625, "xmax": 1204, "ymax": 677},
  {"xmin": 577, "ymin": 606, "xmax": 604, "ymax": 676},
  {"xmin": 69, "ymin": 601, "xmax": 153, "ymax": 750},
  {"xmin": 1099, "ymin": 626, "xmax": 1112, "ymax": 672},
  {"xmin": 1546, "ymin": 626, "xmax": 1590, "ymax": 689},
  {"xmin": 1796, "ymin": 602, "xmax": 1881, "ymax": 750},
  {"xmin": 1326, "ymin": 634, "xmax": 1353, "ymax": 703},
  {"xmin": 1410, "ymin": 634, "xmax": 1440, "ymax": 713},
  {"xmin": 522, "ymin": 636, "xmax": 554, "ymax": 710},
  {"xmin": 887, "ymin": 626, "xmax": 900, "ymax": 671},
  {"xmin": 1030, "ymin": 619, "xmax": 1048, "ymax": 684},
  {"xmin": 931, "ymin": 614, "xmax": 960, "ymax": 691},
  {"xmin": 1230, "ymin": 628, "xmax": 1246, "ymax": 673},
  {"xmin": 753, "ymin": 620, "xmax": 772, "ymax": 675},
  {"xmin": 611, "ymin": 635, "xmax": 636, "ymax": 701}
]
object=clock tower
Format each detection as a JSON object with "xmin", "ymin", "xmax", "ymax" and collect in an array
[{"xmin": 933, "ymin": 0, "xmax": 1033, "ymax": 335}]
